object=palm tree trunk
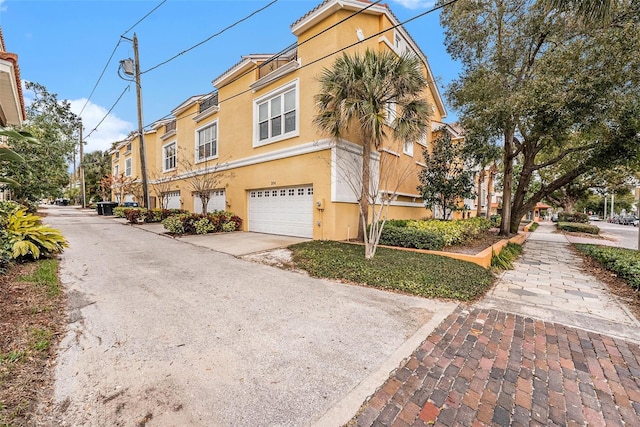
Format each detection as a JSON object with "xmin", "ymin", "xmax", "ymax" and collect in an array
[
  {"xmin": 358, "ymin": 141, "xmax": 371, "ymax": 241},
  {"xmin": 486, "ymin": 164, "xmax": 497, "ymax": 219}
]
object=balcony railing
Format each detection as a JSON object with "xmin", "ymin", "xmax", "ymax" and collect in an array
[
  {"xmin": 199, "ymin": 93, "xmax": 219, "ymax": 113},
  {"xmin": 257, "ymin": 44, "xmax": 298, "ymax": 80}
]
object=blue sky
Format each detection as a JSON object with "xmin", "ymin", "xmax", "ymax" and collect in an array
[{"xmin": 0, "ymin": 0, "xmax": 461, "ymax": 153}]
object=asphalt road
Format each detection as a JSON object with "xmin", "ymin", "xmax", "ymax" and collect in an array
[
  {"xmin": 592, "ymin": 220, "xmax": 639, "ymax": 250},
  {"xmin": 40, "ymin": 206, "xmax": 456, "ymax": 426}
]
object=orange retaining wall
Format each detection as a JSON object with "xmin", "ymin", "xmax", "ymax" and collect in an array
[{"xmin": 376, "ymin": 232, "xmax": 528, "ymax": 269}]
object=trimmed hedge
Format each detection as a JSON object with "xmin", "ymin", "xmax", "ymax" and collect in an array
[
  {"xmin": 558, "ymin": 212, "xmax": 589, "ymax": 223},
  {"xmin": 576, "ymin": 244, "xmax": 640, "ymax": 290},
  {"xmin": 406, "ymin": 217, "xmax": 494, "ymax": 247},
  {"xmin": 378, "ymin": 225, "xmax": 445, "ymax": 250},
  {"xmin": 557, "ymin": 222, "xmax": 600, "ymax": 235}
]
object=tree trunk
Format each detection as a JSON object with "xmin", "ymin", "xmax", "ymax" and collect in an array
[
  {"xmin": 476, "ymin": 169, "xmax": 485, "ymax": 217},
  {"xmin": 358, "ymin": 141, "xmax": 371, "ymax": 242},
  {"xmin": 500, "ymin": 131, "xmax": 514, "ymax": 236}
]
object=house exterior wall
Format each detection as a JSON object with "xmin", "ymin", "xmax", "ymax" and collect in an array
[{"xmin": 111, "ymin": 0, "xmax": 454, "ymax": 239}]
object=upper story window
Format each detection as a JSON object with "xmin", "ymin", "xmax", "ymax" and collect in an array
[
  {"xmin": 125, "ymin": 158, "xmax": 132, "ymax": 176},
  {"xmin": 114, "ymin": 164, "xmax": 119, "ymax": 176},
  {"xmin": 125, "ymin": 142, "xmax": 132, "ymax": 153},
  {"xmin": 163, "ymin": 141, "xmax": 177, "ymax": 171},
  {"xmin": 254, "ymin": 80, "xmax": 298, "ymax": 147},
  {"xmin": 403, "ymin": 140, "xmax": 414, "ymax": 157},
  {"xmin": 196, "ymin": 121, "xmax": 218, "ymax": 162},
  {"xmin": 385, "ymin": 101, "xmax": 397, "ymax": 125},
  {"xmin": 114, "ymin": 151, "xmax": 120, "ymax": 162}
]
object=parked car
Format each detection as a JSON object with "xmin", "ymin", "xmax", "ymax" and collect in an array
[
  {"xmin": 551, "ymin": 213, "xmax": 558, "ymax": 222},
  {"xmin": 620, "ymin": 215, "xmax": 637, "ymax": 226},
  {"xmin": 588, "ymin": 215, "xmax": 600, "ymax": 222},
  {"xmin": 123, "ymin": 201, "xmax": 139, "ymax": 207},
  {"xmin": 634, "ymin": 218, "xmax": 639, "ymax": 227}
]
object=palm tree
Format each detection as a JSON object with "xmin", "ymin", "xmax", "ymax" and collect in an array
[
  {"xmin": 315, "ymin": 49, "xmax": 431, "ymax": 245},
  {"xmin": 542, "ymin": 0, "xmax": 616, "ymax": 23}
]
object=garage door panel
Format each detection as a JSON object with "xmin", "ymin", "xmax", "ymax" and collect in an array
[
  {"xmin": 194, "ymin": 190, "xmax": 226, "ymax": 214},
  {"xmin": 248, "ymin": 186, "xmax": 313, "ymax": 238}
]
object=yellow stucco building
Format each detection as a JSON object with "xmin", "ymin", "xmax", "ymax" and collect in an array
[{"xmin": 111, "ymin": 0, "xmax": 453, "ymax": 240}]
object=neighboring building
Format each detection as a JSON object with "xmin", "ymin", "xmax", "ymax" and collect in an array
[
  {"xmin": 112, "ymin": 0, "xmax": 454, "ymax": 240},
  {"xmin": 0, "ymin": 27, "xmax": 26, "ymax": 201},
  {"xmin": 0, "ymin": 27, "xmax": 25, "ymax": 128}
]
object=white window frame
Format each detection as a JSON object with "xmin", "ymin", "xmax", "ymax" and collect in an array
[
  {"xmin": 163, "ymin": 141, "xmax": 177, "ymax": 172},
  {"xmin": 125, "ymin": 158, "xmax": 132, "ymax": 177},
  {"xmin": 195, "ymin": 120, "xmax": 218, "ymax": 163},
  {"xmin": 253, "ymin": 79, "xmax": 299, "ymax": 147},
  {"xmin": 385, "ymin": 101, "xmax": 397, "ymax": 126},
  {"xmin": 403, "ymin": 140, "xmax": 414, "ymax": 157},
  {"xmin": 113, "ymin": 164, "xmax": 119, "ymax": 176}
]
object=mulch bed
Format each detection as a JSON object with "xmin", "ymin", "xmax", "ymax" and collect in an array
[
  {"xmin": 443, "ymin": 229, "xmax": 506, "ymax": 255},
  {"xmin": 0, "ymin": 262, "xmax": 66, "ymax": 426}
]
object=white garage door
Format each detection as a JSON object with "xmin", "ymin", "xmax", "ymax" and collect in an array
[
  {"xmin": 194, "ymin": 190, "xmax": 226, "ymax": 214},
  {"xmin": 248, "ymin": 186, "xmax": 313, "ymax": 238},
  {"xmin": 165, "ymin": 191, "xmax": 181, "ymax": 210}
]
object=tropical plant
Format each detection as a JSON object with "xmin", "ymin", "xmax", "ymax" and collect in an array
[
  {"xmin": 314, "ymin": 49, "xmax": 431, "ymax": 258},
  {"xmin": 4, "ymin": 209, "xmax": 68, "ymax": 260},
  {"xmin": 0, "ymin": 126, "xmax": 32, "ymax": 187}
]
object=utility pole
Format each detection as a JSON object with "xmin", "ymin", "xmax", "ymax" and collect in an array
[
  {"xmin": 79, "ymin": 124, "xmax": 86, "ymax": 208},
  {"xmin": 132, "ymin": 33, "xmax": 151, "ymax": 209},
  {"xmin": 611, "ymin": 193, "xmax": 615, "ymax": 219}
]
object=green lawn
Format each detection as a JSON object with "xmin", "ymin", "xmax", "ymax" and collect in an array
[{"xmin": 289, "ymin": 240, "xmax": 494, "ymax": 301}]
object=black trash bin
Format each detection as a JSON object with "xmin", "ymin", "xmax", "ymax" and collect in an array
[
  {"xmin": 96, "ymin": 202, "xmax": 104, "ymax": 215},
  {"xmin": 102, "ymin": 202, "xmax": 119, "ymax": 216}
]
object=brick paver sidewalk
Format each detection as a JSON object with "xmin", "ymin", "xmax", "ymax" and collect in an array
[{"xmin": 352, "ymin": 307, "xmax": 640, "ymax": 426}]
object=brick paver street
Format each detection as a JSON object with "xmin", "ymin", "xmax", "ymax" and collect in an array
[
  {"xmin": 353, "ymin": 223, "xmax": 640, "ymax": 426},
  {"xmin": 353, "ymin": 307, "xmax": 640, "ymax": 427}
]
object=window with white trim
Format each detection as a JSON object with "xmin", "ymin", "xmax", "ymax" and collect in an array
[
  {"xmin": 114, "ymin": 164, "xmax": 119, "ymax": 176},
  {"xmin": 385, "ymin": 101, "xmax": 397, "ymax": 125},
  {"xmin": 163, "ymin": 141, "xmax": 177, "ymax": 171},
  {"xmin": 403, "ymin": 140, "xmax": 414, "ymax": 157},
  {"xmin": 125, "ymin": 158, "xmax": 132, "ymax": 176},
  {"xmin": 196, "ymin": 122, "xmax": 217, "ymax": 162},
  {"xmin": 255, "ymin": 82, "xmax": 298, "ymax": 146}
]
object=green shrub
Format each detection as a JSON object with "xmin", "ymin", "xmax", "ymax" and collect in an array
[
  {"xmin": 194, "ymin": 217, "xmax": 214, "ymax": 234},
  {"xmin": 113, "ymin": 206, "xmax": 126, "ymax": 218},
  {"xmin": 407, "ymin": 217, "xmax": 493, "ymax": 247},
  {"xmin": 4, "ymin": 209, "xmax": 68, "ymax": 260},
  {"xmin": 576, "ymin": 244, "xmax": 640, "ymax": 290},
  {"xmin": 528, "ymin": 222, "xmax": 539, "ymax": 232},
  {"xmin": 490, "ymin": 215, "xmax": 501, "ymax": 227},
  {"xmin": 162, "ymin": 215, "xmax": 186, "ymax": 234},
  {"xmin": 222, "ymin": 221, "xmax": 237, "ymax": 232},
  {"xmin": 491, "ymin": 242, "xmax": 523, "ymax": 270},
  {"xmin": 144, "ymin": 208, "xmax": 188, "ymax": 223},
  {"xmin": 378, "ymin": 225, "xmax": 445, "ymax": 250},
  {"xmin": 558, "ymin": 212, "xmax": 589, "ymax": 223},
  {"xmin": 557, "ymin": 222, "xmax": 600, "ymax": 234}
]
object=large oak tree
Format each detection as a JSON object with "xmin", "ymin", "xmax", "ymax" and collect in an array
[{"xmin": 440, "ymin": 0, "xmax": 640, "ymax": 234}]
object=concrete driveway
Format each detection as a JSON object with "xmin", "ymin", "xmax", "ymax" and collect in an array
[
  {"xmin": 41, "ymin": 206, "xmax": 457, "ymax": 426},
  {"xmin": 134, "ymin": 221, "xmax": 309, "ymax": 256}
]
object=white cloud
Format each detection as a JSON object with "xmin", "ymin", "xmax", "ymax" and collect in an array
[
  {"xmin": 0, "ymin": 0, "xmax": 7, "ymax": 12},
  {"xmin": 392, "ymin": 0, "xmax": 435, "ymax": 9},
  {"xmin": 69, "ymin": 99, "xmax": 133, "ymax": 154}
]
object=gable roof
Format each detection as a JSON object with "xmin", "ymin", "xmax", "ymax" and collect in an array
[{"xmin": 291, "ymin": 0, "xmax": 447, "ymax": 118}]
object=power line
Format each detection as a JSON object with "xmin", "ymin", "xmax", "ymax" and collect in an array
[
  {"xmin": 141, "ymin": 0, "xmax": 384, "ymax": 126},
  {"xmin": 217, "ymin": 0, "xmax": 459, "ymax": 107},
  {"xmin": 85, "ymin": 85, "xmax": 131, "ymax": 140},
  {"xmin": 121, "ymin": 0, "xmax": 167, "ymax": 37},
  {"xmin": 78, "ymin": 0, "xmax": 167, "ymax": 116},
  {"xmin": 142, "ymin": 0, "xmax": 279, "ymax": 75}
]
